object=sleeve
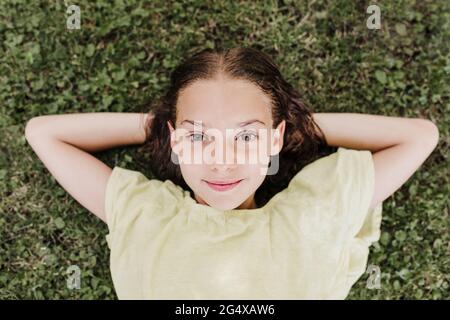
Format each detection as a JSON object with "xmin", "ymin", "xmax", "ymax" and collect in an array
[
  {"xmin": 270, "ymin": 147, "xmax": 383, "ymax": 299},
  {"xmin": 278, "ymin": 146, "xmax": 383, "ymax": 245},
  {"xmin": 104, "ymin": 166, "xmax": 184, "ymax": 248}
]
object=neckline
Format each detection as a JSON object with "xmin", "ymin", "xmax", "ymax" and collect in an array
[{"xmin": 182, "ymin": 190, "xmax": 276, "ymax": 216}]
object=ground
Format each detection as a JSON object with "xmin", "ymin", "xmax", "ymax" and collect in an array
[{"xmin": 0, "ymin": 0, "xmax": 448, "ymax": 299}]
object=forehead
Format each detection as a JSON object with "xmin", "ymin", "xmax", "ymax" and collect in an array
[{"xmin": 176, "ymin": 78, "xmax": 273, "ymax": 127}]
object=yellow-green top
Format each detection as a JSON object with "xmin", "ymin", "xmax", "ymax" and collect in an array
[{"xmin": 105, "ymin": 147, "xmax": 383, "ymax": 299}]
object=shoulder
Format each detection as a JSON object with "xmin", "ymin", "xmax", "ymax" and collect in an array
[
  {"xmin": 106, "ymin": 166, "xmax": 186, "ymax": 202},
  {"xmin": 274, "ymin": 147, "xmax": 372, "ymax": 200},
  {"xmin": 105, "ymin": 166, "xmax": 187, "ymax": 236},
  {"xmin": 270, "ymin": 147, "xmax": 380, "ymax": 240}
]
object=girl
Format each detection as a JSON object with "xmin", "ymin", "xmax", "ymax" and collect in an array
[{"xmin": 25, "ymin": 47, "xmax": 439, "ymax": 300}]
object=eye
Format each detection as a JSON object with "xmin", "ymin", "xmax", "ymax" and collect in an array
[
  {"xmin": 189, "ymin": 133, "xmax": 204, "ymax": 142},
  {"xmin": 236, "ymin": 131, "xmax": 258, "ymax": 142}
]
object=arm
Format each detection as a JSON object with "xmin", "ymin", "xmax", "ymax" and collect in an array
[
  {"xmin": 312, "ymin": 113, "xmax": 439, "ymax": 210},
  {"xmin": 25, "ymin": 112, "xmax": 154, "ymax": 223}
]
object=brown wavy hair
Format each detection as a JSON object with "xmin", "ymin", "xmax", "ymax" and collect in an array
[{"xmin": 140, "ymin": 46, "xmax": 335, "ymax": 207}]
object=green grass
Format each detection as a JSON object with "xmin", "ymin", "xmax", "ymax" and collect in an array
[{"xmin": 0, "ymin": 0, "xmax": 448, "ymax": 299}]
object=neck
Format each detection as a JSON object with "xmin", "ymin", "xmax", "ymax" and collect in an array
[{"xmin": 194, "ymin": 193, "xmax": 258, "ymax": 210}]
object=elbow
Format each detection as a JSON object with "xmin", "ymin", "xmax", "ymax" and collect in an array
[
  {"xmin": 25, "ymin": 118, "xmax": 35, "ymax": 142},
  {"xmin": 25, "ymin": 116, "xmax": 48, "ymax": 142},
  {"xmin": 25, "ymin": 117, "xmax": 38, "ymax": 142},
  {"xmin": 411, "ymin": 119, "xmax": 439, "ymax": 150}
]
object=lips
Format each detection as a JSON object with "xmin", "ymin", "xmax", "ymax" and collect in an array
[
  {"xmin": 203, "ymin": 179, "xmax": 243, "ymax": 192},
  {"xmin": 206, "ymin": 179, "xmax": 242, "ymax": 185}
]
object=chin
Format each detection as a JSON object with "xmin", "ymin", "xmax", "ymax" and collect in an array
[{"xmin": 206, "ymin": 197, "xmax": 247, "ymax": 211}]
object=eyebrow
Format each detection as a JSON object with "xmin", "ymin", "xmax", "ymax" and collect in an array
[{"xmin": 179, "ymin": 119, "xmax": 266, "ymax": 128}]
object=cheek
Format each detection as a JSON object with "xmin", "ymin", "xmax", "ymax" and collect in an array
[
  {"xmin": 175, "ymin": 141, "xmax": 204, "ymax": 164},
  {"xmin": 236, "ymin": 138, "xmax": 272, "ymax": 162},
  {"xmin": 179, "ymin": 163, "xmax": 205, "ymax": 182},
  {"xmin": 244, "ymin": 164, "xmax": 268, "ymax": 183},
  {"xmin": 232, "ymin": 146, "xmax": 268, "ymax": 166}
]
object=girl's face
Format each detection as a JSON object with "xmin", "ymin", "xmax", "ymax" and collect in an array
[{"xmin": 168, "ymin": 78, "xmax": 285, "ymax": 211}]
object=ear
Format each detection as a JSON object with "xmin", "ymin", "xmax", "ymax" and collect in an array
[
  {"xmin": 167, "ymin": 120, "xmax": 187, "ymax": 158},
  {"xmin": 167, "ymin": 120, "xmax": 176, "ymax": 150},
  {"xmin": 270, "ymin": 120, "xmax": 285, "ymax": 156}
]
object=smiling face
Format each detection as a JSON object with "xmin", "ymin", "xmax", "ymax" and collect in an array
[{"xmin": 168, "ymin": 77, "xmax": 285, "ymax": 211}]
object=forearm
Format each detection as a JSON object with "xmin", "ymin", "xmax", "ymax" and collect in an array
[
  {"xmin": 25, "ymin": 112, "xmax": 152, "ymax": 152},
  {"xmin": 312, "ymin": 113, "xmax": 439, "ymax": 152}
]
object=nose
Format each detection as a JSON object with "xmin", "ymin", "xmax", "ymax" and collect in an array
[{"xmin": 208, "ymin": 137, "xmax": 239, "ymax": 171}]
